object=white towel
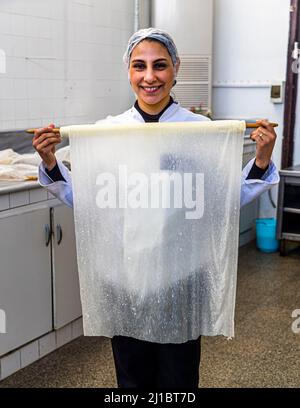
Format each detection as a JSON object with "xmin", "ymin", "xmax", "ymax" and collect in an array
[{"xmin": 67, "ymin": 121, "xmax": 245, "ymax": 342}]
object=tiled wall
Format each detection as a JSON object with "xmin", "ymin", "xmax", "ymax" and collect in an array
[
  {"xmin": 0, "ymin": 317, "xmax": 83, "ymax": 380},
  {"xmin": 0, "ymin": 184, "xmax": 57, "ymax": 211},
  {"xmin": 0, "ymin": 0, "xmax": 135, "ymax": 131}
]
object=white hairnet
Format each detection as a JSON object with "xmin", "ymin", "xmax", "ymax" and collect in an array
[{"xmin": 123, "ymin": 28, "xmax": 179, "ymax": 67}]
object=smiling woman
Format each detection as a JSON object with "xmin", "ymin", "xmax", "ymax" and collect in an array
[
  {"xmin": 124, "ymin": 28, "xmax": 180, "ymax": 115},
  {"xmin": 129, "ymin": 40, "xmax": 180, "ymax": 114},
  {"xmin": 33, "ymin": 27, "xmax": 279, "ymax": 389}
]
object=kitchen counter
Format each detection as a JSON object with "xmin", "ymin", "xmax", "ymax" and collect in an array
[
  {"xmin": 0, "ymin": 179, "xmax": 56, "ymax": 212},
  {"xmin": 279, "ymin": 164, "xmax": 300, "ymax": 176},
  {"xmin": 0, "ymin": 180, "xmax": 40, "ymax": 196}
]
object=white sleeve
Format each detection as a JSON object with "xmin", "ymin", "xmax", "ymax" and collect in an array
[
  {"xmin": 240, "ymin": 158, "xmax": 280, "ymax": 207},
  {"xmin": 38, "ymin": 159, "xmax": 73, "ymax": 208}
]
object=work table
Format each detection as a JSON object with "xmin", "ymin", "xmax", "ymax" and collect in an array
[
  {"xmin": 0, "ymin": 179, "xmax": 55, "ymax": 213},
  {"xmin": 0, "ymin": 180, "xmax": 40, "ymax": 195}
]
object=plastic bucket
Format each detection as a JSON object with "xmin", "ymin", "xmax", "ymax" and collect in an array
[{"xmin": 255, "ymin": 218, "xmax": 279, "ymax": 253}]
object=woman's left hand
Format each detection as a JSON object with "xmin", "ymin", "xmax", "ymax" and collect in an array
[{"xmin": 250, "ymin": 119, "xmax": 277, "ymax": 169}]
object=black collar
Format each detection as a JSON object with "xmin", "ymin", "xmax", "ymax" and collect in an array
[{"xmin": 134, "ymin": 97, "xmax": 175, "ymax": 123}]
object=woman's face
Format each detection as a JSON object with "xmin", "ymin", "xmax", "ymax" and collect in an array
[{"xmin": 129, "ymin": 40, "xmax": 179, "ymax": 114}]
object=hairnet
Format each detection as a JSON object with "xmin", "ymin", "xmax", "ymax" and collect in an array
[{"xmin": 123, "ymin": 28, "xmax": 179, "ymax": 67}]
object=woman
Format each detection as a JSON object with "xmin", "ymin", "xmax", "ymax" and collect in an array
[{"xmin": 33, "ymin": 28, "xmax": 279, "ymax": 388}]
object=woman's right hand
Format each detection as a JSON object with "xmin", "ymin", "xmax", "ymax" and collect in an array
[{"xmin": 33, "ymin": 124, "xmax": 62, "ymax": 170}]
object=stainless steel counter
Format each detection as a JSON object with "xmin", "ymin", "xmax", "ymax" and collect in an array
[
  {"xmin": 0, "ymin": 180, "xmax": 54, "ymax": 212},
  {"xmin": 279, "ymin": 164, "xmax": 300, "ymax": 176},
  {"xmin": 0, "ymin": 180, "xmax": 40, "ymax": 196}
]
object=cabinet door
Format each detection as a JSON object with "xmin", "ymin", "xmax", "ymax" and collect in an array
[
  {"xmin": 52, "ymin": 205, "xmax": 82, "ymax": 329},
  {"xmin": 0, "ymin": 208, "xmax": 52, "ymax": 356},
  {"xmin": 239, "ymin": 199, "xmax": 258, "ymax": 246}
]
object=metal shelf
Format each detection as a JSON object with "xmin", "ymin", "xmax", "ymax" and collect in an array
[
  {"xmin": 282, "ymin": 232, "xmax": 300, "ymax": 241},
  {"xmin": 283, "ymin": 207, "xmax": 300, "ymax": 214},
  {"xmin": 277, "ymin": 166, "xmax": 300, "ymax": 255}
]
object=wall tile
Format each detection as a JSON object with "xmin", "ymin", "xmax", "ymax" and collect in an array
[
  {"xmin": 0, "ymin": 194, "xmax": 9, "ymax": 211},
  {"xmin": 9, "ymin": 190, "xmax": 30, "ymax": 208},
  {"xmin": 14, "ymin": 79, "xmax": 28, "ymax": 99},
  {"xmin": 0, "ymin": 120, "xmax": 16, "ymax": 131},
  {"xmin": 14, "ymin": 99, "xmax": 29, "ymax": 120},
  {"xmin": 20, "ymin": 340, "xmax": 39, "ymax": 368},
  {"xmin": 0, "ymin": 350, "xmax": 21, "ymax": 380},
  {"xmin": 0, "ymin": 99, "xmax": 15, "ymax": 121},
  {"xmin": 0, "ymin": 78, "xmax": 14, "ymax": 99},
  {"xmin": 71, "ymin": 318, "xmax": 83, "ymax": 339},
  {"xmin": 39, "ymin": 332, "xmax": 56, "ymax": 358},
  {"xmin": 56, "ymin": 324, "xmax": 72, "ymax": 348},
  {"xmin": 11, "ymin": 14, "xmax": 26, "ymax": 37},
  {"xmin": 0, "ymin": 33, "xmax": 14, "ymax": 57},
  {"xmin": 0, "ymin": 2, "xmax": 13, "ymax": 15},
  {"xmin": 15, "ymin": 119, "xmax": 30, "ymax": 130},
  {"xmin": 29, "ymin": 188, "xmax": 48, "ymax": 204},
  {"xmin": 0, "ymin": 12, "xmax": 12, "ymax": 34}
]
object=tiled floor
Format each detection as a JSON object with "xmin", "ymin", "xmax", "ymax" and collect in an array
[{"xmin": 0, "ymin": 242, "xmax": 299, "ymax": 388}]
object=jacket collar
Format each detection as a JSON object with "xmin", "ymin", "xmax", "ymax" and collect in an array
[{"xmin": 131, "ymin": 101, "xmax": 179, "ymax": 123}]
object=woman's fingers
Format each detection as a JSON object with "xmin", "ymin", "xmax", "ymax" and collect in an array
[
  {"xmin": 250, "ymin": 130, "xmax": 262, "ymax": 142},
  {"xmin": 255, "ymin": 119, "xmax": 277, "ymax": 138},
  {"xmin": 33, "ymin": 132, "xmax": 61, "ymax": 146},
  {"xmin": 250, "ymin": 124, "xmax": 276, "ymax": 144},
  {"xmin": 33, "ymin": 126, "xmax": 54, "ymax": 138},
  {"xmin": 256, "ymin": 119, "xmax": 275, "ymax": 133},
  {"xmin": 32, "ymin": 124, "xmax": 59, "ymax": 169},
  {"xmin": 33, "ymin": 135, "xmax": 61, "ymax": 152},
  {"xmin": 251, "ymin": 119, "xmax": 277, "ymax": 169},
  {"xmin": 35, "ymin": 136, "xmax": 61, "ymax": 151},
  {"xmin": 32, "ymin": 125, "xmax": 61, "ymax": 153},
  {"xmin": 33, "ymin": 125, "xmax": 59, "ymax": 140}
]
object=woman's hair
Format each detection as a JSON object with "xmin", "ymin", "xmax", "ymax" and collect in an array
[{"xmin": 123, "ymin": 27, "xmax": 179, "ymax": 67}]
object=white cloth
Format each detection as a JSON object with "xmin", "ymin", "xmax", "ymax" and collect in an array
[
  {"xmin": 38, "ymin": 103, "xmax": 280, "ymax": 343},
  {"xmin": 65, "ymin": 120, "xmax": 245, "ymax": 342},
  {"xmin": 0, "ymin": 149, "xmax": 39, "ymax": 180},
  {"xmin": 0, "ymin": 147, "xmax": 71, "ymax": 181}
]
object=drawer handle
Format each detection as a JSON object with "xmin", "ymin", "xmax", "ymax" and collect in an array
[
  {"xmin": 56, "ymin": 224, "xmax": 63, "ymax": 245},
  {"xmin": 45, "ymin": 224, "xmax": 51, "ymax": 247}
]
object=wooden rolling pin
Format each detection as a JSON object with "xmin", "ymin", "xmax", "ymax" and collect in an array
[
  {"xmin": 246, "ymin": 122, "xmax": 278, "ymax": 128},
  {"xmin": 27, "ymin": 128, "xmax": 61, "ymax": 134},
  {"xmin": 26, "ymin": 122, "xmax": 278, "ymax": 135}
]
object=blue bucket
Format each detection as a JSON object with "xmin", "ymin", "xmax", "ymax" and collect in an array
[{"xmin": 255, "ymin": 218, "xmax": 279, "ymax": 253}]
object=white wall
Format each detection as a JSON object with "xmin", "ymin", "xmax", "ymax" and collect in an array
[
  {"xmin": 152, "ymin": 0, "xmax": 213, "ymax": 55},
  {"xmin": 0, "ymin": 0, "xmax": 135, "ymax": 131},
  {"xmin": 213, "ymin": 0, "xmax": 290, "ymax": 169}
]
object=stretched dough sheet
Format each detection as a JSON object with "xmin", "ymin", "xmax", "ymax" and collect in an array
[{"xmin": 67, "ymin": 120, "xmax": 245, "ymax": 343}]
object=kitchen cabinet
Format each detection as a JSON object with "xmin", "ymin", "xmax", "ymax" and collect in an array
[
  {"xmin": 51, "ymin": 204, "xmax": 82, "ymax": 329},
  {"xmin": 0, "ymin": 193, "xmax": 82, "ymax": 357},
  {"xmin": 0, "ymin": 205, "xmax": 53, "ymax": 356},
  {"xmin": 276, "ymin": 164, "xmax": 300, "ymax": 255}
]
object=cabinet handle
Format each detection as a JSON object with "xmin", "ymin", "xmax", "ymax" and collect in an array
[
  {"xmin": 56, "ymin": 224, "xmax": 63, "ymax": 245},
  {"xmin": 45, "ymin": 224, "xmax": 51, "ymax": 247}
]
